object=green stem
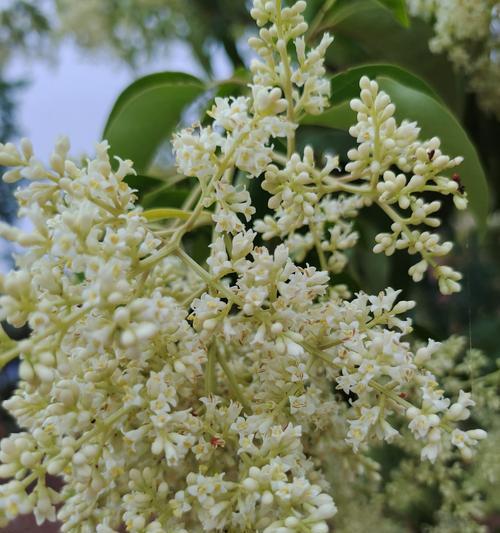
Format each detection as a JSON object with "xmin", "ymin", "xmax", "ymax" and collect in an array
[
  {"xmin": 0, "ymin": 343, "xmax": 21, "ymax": 369},
  {"xmin": 143, "ymin": 207, "xmax": 211, "ymax": 223},
  {"xmin": 205, "ymin": 344, "xmax": 217, "ymax": 395},
  {"xmin": 375, "ymin": 200, "xmax": 437, "ymax": 268},
  {"xmin": 271, "ymin": 151, "xmax": 372, "ymax": 195},
  {"xmin": 216, "ymin": 347, "xmax": 252, "ymax": 413},
  {"xmin": 473, "ymin": 368, "xmax": 500, "ymax": 384},
  {"xmin": 174, "ymin": 248, "xmax": 236, "ymax": 303},
  {"xmin": 20, "ymin": 471, "xmax": 38, "ymax": 489},
  {"xmin": 182, "ymin": 183, "xmax": 202, "ymax": 211},
  {"xmin": 275, "ymin": 0, "xmax": 296, "ymax": 157},
  {"xmin": 0, "ymin": 307, "xmax": 87, "ymax": 371},
  {"xmin": 138, "ymin": 120, "xmax": 255, "ymax": 274},
  {"xmin": 311, "ymin": 221, "xmax": 328, "ymax": 271},
  {"xmin": 86, "ymin": 193, "xmax": 121, "ymax": 217},
  {"xmin": 181, "ymin": 285, "xmax": 207, "ymax": 307},
  {"xmin": 44, "ymin": 405, "xmax": 133, "ymax": 472},
  {"xmin": 306, "ymin": 0, "xmax": 336, "ymax": 43},
  {"xmin": 137, "ymin": 242, "xmax": 180, "ymax": 272},
  {"xmin": 370, "ymin": 110, "xmax": 381, "ymax": 190}
]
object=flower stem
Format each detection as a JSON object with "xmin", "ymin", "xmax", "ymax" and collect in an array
[
  {"xmin": 311, "ymin": 221, "xmax": 328, "ymax": 272},
  {"xmin": 306, "ymin": 0, "xmax": 336, "ymax": 42},
  {"xmin": 143, "ymin": 207, "xmax": 211, "ymax": 223},
  {"xmin": 275, "ymin": 0, "xmax": 296, "ymax": 157},
  {"xmin": 216, "ymin": 347, "xmax": 252, "ymax": 413},
  {"xmin": 205, "ymin": 344, "xmax": 217, "ymax": 395},
  {"xmin": 174, "ymin": 248, "xmax": 236, "ymax": 303}
]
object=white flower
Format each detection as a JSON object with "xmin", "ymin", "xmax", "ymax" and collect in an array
[{"xmin": 173, "ymin": 125, "xmax": 222, "ymax": 181}]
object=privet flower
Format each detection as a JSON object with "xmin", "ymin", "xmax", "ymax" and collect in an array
[
  {"xmin": 407, "ymin": 0, "xmax": 500, "ymax": 119},
  {"xmin": 0, "ymin": 0, "xmax": 486, "ymax": 531}
]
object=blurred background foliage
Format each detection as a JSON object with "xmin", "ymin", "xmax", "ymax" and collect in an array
[{"xmin": 0, "ymin": 0, "xmax": 499, "ymax": 531}]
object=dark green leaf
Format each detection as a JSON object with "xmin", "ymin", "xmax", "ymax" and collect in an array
[
  {"xmin": 374, "ymin": 0, "xmax": 409, "ymax": 27},
  {"xmin": 321, "ymin": 0, "xmax": 408, "ymax": 29},
  {"xmin": 330, "ymin": 64, "xmax": 441, "ymax": 104},
  {"xmin": 303, "ymin": 100, "xmax": 353, "ymax": 131},
  {"xmin": 125, "ymin": 174, "xmax": 165, "ymax": 195},
  {"xmin": 296, "ymin": 125, "xmax": 355, "ymax": 163},
  {"xmin": 321, "ymin": 0, "xmax": 374, "ymax": 29},
  {"xmin": 352, "ymin": 217, "xmax": 390, "ymax": 293},
  {"xmin": 142, "ymin": 186, "xmax": 193, "ymax": 209},
  {"xmin": 329, "ymin": 7, "xmax": 464, "ymax": 114},
  {"xmin": 102, "ymin": 72, "xmax": 205, "ymax": 174}
]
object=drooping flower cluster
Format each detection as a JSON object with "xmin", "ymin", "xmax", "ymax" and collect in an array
[{"xmin": 0, "ymin": 0, "xmax": 487, "ymax": 531}]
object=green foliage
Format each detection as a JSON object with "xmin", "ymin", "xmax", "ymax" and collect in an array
[
  {"xmin": 329, "ymin": 63, "xmax": 440, "ymax": 102},
  {"xmin": 374, "ymin": 0, "xmax": 409, "ymax": 27},
  {"xmin": 317, "ymin": 0, "xmax": 409, "ymax": 31},
  {"xmin": 0, "ymin": 0, "xmax": 50, "ymax": 67},
  {"xmin": 320, "ymin": 4, "xmax": 464, "ymax": 114}
]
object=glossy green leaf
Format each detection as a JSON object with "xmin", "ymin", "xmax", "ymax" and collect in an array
[
  {"xmin": 330, "ymin": 6, "xmax": 464, "ymax": 114},
  {"xmin": 374, "ymin": 0, "xmax": 409, "ymax": 26},
  {"xmin": 322, "ymin": 0, "xmax": 372, "ymax": 28},
  {"xmin": 304, "ymin": 75, "xmax": 490, "ymax": 229},
  {"xmin": 303, "ymin": 100, "xmax": 352, "ymax": 130},
  {"xmin": 330, "ymin": 64, "xmax": 441, "ymax": 104},
  {"xmin": 296, "ymin": 125, "xmax": 355, "ymax": 163},
  {"xmin": 142, "ymin": 185, "xmax": 192, "ymax": 209},
  {"xmin": 102, "ymin": 72, "xmax": 206, "ymax": 174},
  {"xmin": 353, "ymin": 217, "xmax": 390, "ymax": 292},
  {"xmin": 321, "ymin": 0, "xmax": 408, "ymax": 29}
]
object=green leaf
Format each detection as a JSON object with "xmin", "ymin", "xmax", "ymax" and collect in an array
[
  {"xmin": 296, "ymin": 125, "xmax": 355, "ymax": 162},
  {"xmin": 142, "ymin": 185, "xmax": 193, "ymax": 209},
  {"xmin": 102, "ymin": 72, "xmax": 206, "ymax": 174},
  {"xmin": 329, "ymin": 6, "xmax": 464, "ymax": 114},
  {"xmin": 304, "ymin": 73, "xmax": 490, "ymax": 229},
  {"xmin": 330, "ymin": 64, "xmax": 441, "ymax": 104},
  {"xmin": 321, "ymin": 0, "xmax": 408, "ymax": 29},
  {"xmin": 353, "ymin": 217, "xmax": 390, "ymax": 292},
  {"xmin": 303, "ymin": 100, "xmax": 352, "ymax": 131},
  {"xmin": 374, "ymin": 0, "xmax": 409, "ymax": 27},
  {"xmin": 322, "ymin": 0, "xmax": 373, "ymax": 28}
]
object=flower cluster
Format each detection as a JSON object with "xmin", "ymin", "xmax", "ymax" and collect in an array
[
  {"xmin": 407, "ymin": 0, "xmax": 500, "ymax": 119},
  {"xmin": 0, "ymin": 0, "xmax": 487, "ymax": 531},
  {"xmin": 381, "ymin": 337, "xmax": 500, "ymax": 532}
]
